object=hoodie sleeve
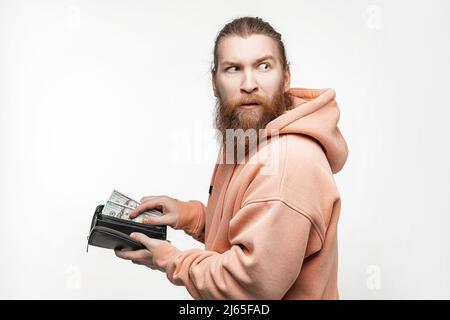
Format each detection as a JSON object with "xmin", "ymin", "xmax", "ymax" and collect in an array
[
  {"xmin": 173, "ymin": 199, "xmax": 206, "ymax": 243},
  {"xmin": 151, "ymin": 199, "xmax": 316, "ymax": 299}
]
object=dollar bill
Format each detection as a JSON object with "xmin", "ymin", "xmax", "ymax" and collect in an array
[
  {"xmin": 109, "ymin": 190, "xmax": 162, "ymax": 217},
  {"xmin": 102, "ymin": 200, "xmax": 134, "ymax": 220},
  {"xmin": 108, "ymin": 189, "xmax": 140, "ymax": 208},
  {"xmin": 102, "ymin": 190, "xmax": 163, "ymax": 223}
]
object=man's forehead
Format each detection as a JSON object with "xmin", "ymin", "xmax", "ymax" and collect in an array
[{"xmin": 218, "ymin": 34, "xmax": 279, "ymax": 64}]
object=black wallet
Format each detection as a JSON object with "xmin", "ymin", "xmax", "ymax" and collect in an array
[{"xmin": 87, "ymin": 205, "xmax": 167, "ymax": 252}]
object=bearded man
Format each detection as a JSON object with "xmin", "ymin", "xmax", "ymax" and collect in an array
[{"xmin": 115, "ymin": 16, "xmax": 348, "ymax": 300}]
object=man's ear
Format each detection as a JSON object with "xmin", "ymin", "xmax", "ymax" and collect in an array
[
  {"xmin": 283, "ymin": 67, "xmax": 291, "ymax": 92},
  {"xmin": 212, "ymin": 77, "xmax": 218, "ymax": 97}
]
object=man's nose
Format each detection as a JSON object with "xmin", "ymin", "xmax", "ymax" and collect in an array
[{"xmin": 240, "ymin": 71, "xmax": 258, "ymax": 94}]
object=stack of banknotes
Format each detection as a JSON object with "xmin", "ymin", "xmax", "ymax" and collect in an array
[{"xmin": 101, "ymin": 190, "xmax": 162, "ymax": 223}]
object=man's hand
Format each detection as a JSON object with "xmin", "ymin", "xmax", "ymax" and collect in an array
[
  {"xmin": 114, "ymin": 232, "xmax": 167, "ymax": 270},
  {"xmin": 129, "ymin": 195, "xmax": 179, "ymax": 228}
]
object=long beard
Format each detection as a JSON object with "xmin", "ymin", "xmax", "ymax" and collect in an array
[{"xmin": 214, "ymin": 80, "xmax": 291, "ymax": 163}]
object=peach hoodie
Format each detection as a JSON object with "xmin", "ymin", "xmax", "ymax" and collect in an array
[{"xmin": 151, "ymin": 88, "xmax": 349, "ymax": 299}]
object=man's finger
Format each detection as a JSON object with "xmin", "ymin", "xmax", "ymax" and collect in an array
[
  {"xmin": 142, "ymin": 215, "xmax": 171, "ymax": 226},
  {"xmin": 115, "ymin": 249, "xmax": 135, "ymax": 260},
  {"xmin": 115, "ymin": 249, "xmax": 149, "ymax": 260},
  {"xmin": 140, "ymin": 196, "xmax": 156, "ymax": 203},
  {"xmin": 141, "ymin": 195, "xmax": 164, "ymax": 203},
  {"xmin": 129, "ymin": 199, "xmax": 164, "ymax": 218},
  {"xmin": 130, "ymin": 232, "xmax": 161, "ymax": 251}
]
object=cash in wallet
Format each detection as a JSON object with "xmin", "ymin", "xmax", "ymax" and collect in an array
[{"xmin": 87, "ymin": 190, "xmax": 167, "ymax": 252}]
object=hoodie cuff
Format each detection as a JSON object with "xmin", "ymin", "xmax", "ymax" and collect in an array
[{"xmin": 152, "ymin": 240, "xmax": 181, "ymax": 274}]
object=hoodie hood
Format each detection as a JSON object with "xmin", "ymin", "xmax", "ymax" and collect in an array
[{"xmin": 265, "ymin": 88, "xmax": 348, "ymax": 173}]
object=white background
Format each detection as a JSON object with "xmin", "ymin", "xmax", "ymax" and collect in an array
[{"xmin": 1, "ymin": 0, "xmax": 449, "ymax": 299}]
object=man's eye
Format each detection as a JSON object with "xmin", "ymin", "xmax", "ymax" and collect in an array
[
  {"xmin": 259, "ymin": 62, "xmax": 270, "ymax": 70},
  {"xmin": 226, "ymin": 66, "xmax": 239, "ymax": 72}
]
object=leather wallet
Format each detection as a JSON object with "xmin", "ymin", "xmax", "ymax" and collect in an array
[{"xmin": 87, "ymin": 204, "xmax": 167, "ymax": 251}]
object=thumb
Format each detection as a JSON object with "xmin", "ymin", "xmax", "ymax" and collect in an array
[{"xmin": 130, "ymin": 232, "xmax": 155, "ymax": 249}]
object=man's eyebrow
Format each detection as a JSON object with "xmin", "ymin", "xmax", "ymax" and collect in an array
[{"xmin": 221, "ymin": 54, "xmax": 276, "ymax": 66}]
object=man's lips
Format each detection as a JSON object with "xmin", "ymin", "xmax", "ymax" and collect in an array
[{"xmin": 239, "ymin": 103, "xmax": 260, "ymax": 110}]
